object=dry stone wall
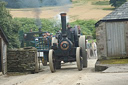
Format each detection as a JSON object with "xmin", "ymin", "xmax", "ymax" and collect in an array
[{"xmin": 7, "ymin": 47, "xmax": 39, "ymax": 73}]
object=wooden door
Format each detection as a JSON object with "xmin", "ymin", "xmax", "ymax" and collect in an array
[{"xmin": 106, "ymin": 22, "xmax": 126, "ymax": 57}]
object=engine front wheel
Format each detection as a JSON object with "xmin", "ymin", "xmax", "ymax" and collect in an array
[{"xmin": 79, "ymin": 35, "xmax": 87, "ymax": 68}]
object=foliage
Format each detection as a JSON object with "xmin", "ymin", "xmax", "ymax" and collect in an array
[
  {"xmin": 14, "ymin": 18, "xmax": 61, "ymax": 34},
  {"xmin": 92, "ymin": 1, "xmax": 109, "ymax": 5},
  {"xmin": 70, "ymin": 20, "xmax": 97, "ymax": 39},
  {"xmin": 109, "ymin": 0, "xmax": 127, "ymax": 8},
  {"xmin": 0, "ymin": 1, "xmax": 21, "ymax": 48},
  {"xmin": 3, "ymin": 0, "xmax": 72, "ymax": 8},
  {"xmin": 102, "ymin": 7, "xmax": 115, "ymax": 10},
  {"xmin": 14, "ymin": 18, "xmax": 97, "ymax": 40}
]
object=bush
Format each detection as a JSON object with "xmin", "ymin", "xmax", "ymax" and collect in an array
[
  {"xmin": 0, "ymin": 1, "xmax": 21, "ymax": 48},
  {"xmin": 109, "ymin": 0, "xmax": 127, "ymax": 8}
]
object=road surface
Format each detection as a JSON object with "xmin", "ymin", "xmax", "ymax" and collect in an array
[{"xmin": 0, "ymin": 59, "xmax": 128, "ymax": 85}]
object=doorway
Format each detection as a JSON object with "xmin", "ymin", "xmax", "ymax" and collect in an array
[{"xmin": 106, "ymin": 22, "xmax": 126, "ymax": 57}]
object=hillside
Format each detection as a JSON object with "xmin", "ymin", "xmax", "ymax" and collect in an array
[{"xmin": 8, "ymin": 0, "xmax": 114, "ymax": 21}]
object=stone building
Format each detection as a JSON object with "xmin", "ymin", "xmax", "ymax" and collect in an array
[
  {"xmin": 95, "ymin": 2, "xmax": 128, "ymax": 59},
  {"xmin": 0, "ymin": 27, "xmax": 8, "ymax": 74}
]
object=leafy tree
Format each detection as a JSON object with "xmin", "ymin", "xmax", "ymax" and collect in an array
[
  {"xmin": 109, "ymin": 0, "xmax": 127, "ymax": 8},
  {"xmin": 0, "ymin": 1, "xmax": 21, "ymax": 48},
  {"xmin": 4, "ymin": 0, "xmax": 22, "ymax": 8},
  {"xmin": 92, "ymin": 28, "xmax": 96, "ymax": 39},
  {"xmin": 14, "ymin": 18, "xmax": 61, "ymax": 34},
  {"xmin": 15, "ymin": 18, "xmax": 97, "ymax": 39},
  {"xmin": 3, "ymin": 0, "xmax": 72, "ymax": 8},
  {"xmin": 70, "ymin": 20, "xmax": 97, "ymax": 39}
]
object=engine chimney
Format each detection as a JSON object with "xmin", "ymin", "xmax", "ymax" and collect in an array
[{"xmin": 60, "ymin": 13, "xmax": 67, "ymax": 37}]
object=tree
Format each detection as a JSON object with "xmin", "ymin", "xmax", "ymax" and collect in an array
[
  {"xmin": 109, "ymin": 0, "xmax": 127, "ymax": 8},
  {"xmin": 70, "ymin": 20, "xmax": 96, "ymax": 39},
  {"xmin": 0, "ymin": 1, "xmax": 21, "ymax": 48}
]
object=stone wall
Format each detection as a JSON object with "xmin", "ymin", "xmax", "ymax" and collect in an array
[
  {"xmin": 125, "ymin": 21, "xmax": 128, "ymax": 56},
  {"xmin": 7, "ymin": 47, "xmax": 38, "ymax": 73},
  {"xmin": 96, "ymin": 22, "xmax": 107, "ymax": 60}
]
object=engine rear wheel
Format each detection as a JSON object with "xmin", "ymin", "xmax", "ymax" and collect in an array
[
  {"xmin": 76, "ymin": 47, "xmax": 83, "ymax": 71},
  {"xmin": 79, "ymin": 35, "xmax": 87, "ymax": 68},
  {"xmin": 49, "ymin": 49, "xmax": 56, "ymax": 73}
]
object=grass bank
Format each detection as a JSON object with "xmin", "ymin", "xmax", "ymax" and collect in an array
[{"xmin": 100, "ymin": 59, "xmax": 128, "ymax": 64}]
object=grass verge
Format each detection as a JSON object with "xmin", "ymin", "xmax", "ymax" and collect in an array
[{"xmin": 100, "ymin": 59, "xmax": 128, "ymax": 64}]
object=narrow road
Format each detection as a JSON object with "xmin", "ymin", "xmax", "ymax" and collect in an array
[{"xmin": 0, "ymin": 59, "xmax": 128, "ymax": 85}]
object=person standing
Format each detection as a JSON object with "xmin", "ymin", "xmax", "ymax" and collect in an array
[
  {"xmin": 92, "ymin": 40, "xmax": 97, "ymax": 58},
  {"xmin": 86, "ymin": 40, "xmax": 91, "ymax": 59},
  {"xmin": 77, "ymin": 25, "xmax": 81, "ymax": 34},
  {"xmin": 67, "ymin": 23, "xmax": 72, "ymax": 40},
  {"xmin": 67, "ymin": 23, "xmax": 72, "ymax": 29},
  {"xmin": 30, "ymin": 28, "xmax": 33, "ymax": 32}
]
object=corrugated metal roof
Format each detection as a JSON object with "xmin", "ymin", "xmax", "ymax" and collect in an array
[{"xmin": 102, "ymin": 2, "xmax": 128, "ymax": 20}]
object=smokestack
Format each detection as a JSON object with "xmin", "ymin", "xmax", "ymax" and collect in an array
[{"xmin": 60, "ymin": 13, "xmax": 67, "ymax": 37}]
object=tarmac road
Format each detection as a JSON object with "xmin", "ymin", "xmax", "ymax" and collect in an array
[{"xmin": 0, "ymin": 59, "xmax": 128, "ymax": 85}]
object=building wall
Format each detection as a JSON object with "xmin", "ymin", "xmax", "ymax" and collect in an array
[
  {"xmin": 96, "ymin": 22, "xmax": 107, "ymax": 59},
  {"xmin": 124, "ymin": 21, "xmax": 128, "ymax": 56},
  {"xmin": 96, "ymin": 21, "xmax": 128, "ymax": 59},
  {"xmin": 0, "ymin": 36, "xmax": 1, "ymax": 72},
  {"xmin": 0, "ymin": 35, "xmax": 7, "ymax": 74},
  {"xmin": 2, "ymin": 40, "xmax": 7, "ymax": 74}
]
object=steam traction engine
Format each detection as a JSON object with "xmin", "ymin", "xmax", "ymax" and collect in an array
[{"xmin": 49, "ymin": 13, "xmax": 87, "ymax": 73}]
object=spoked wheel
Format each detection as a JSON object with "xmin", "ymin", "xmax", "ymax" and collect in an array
[
  {"xmin": 76, "ymin": 47, "xmax": 83, "ymax": 71},
  {"xmin": 79, "ymin": 35, "xmax": 87, "ymax": 68},
  {"xmin": 49, "ymin": 49, "xmax": 56, "ymax": 73}
]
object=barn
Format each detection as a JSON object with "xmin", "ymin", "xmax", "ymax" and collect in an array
[
  {"xmin": 95, "ymin": 2, "xmax": 128, "ymax": 59},
  {"xmin": 0, "ymin": 27, "xmax": 8, "ymax": 74}
]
